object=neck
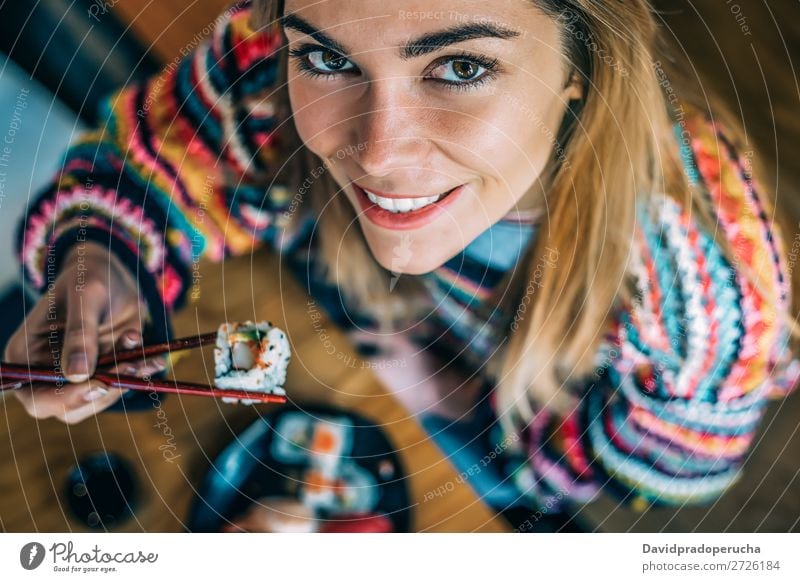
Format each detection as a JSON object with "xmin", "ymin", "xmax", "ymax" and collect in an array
[{"xmin": 510, "ymin": 183, "xmax": 546, "ymax": 221}]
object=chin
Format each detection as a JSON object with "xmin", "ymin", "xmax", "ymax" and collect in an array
[
  {"xmin": 386, "ymin": 261, "xmax": 440, "ymax": 276},
  {"xmin": 366, "ymin": 240, "xmax": 446, "ymax": 276}
]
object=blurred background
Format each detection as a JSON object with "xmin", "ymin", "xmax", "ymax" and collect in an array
[{"xmin": 0, "ymin": 0, "xmax": 798, "ymax": 532}]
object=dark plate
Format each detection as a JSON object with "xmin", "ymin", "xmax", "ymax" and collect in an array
[{"xmin": 186, "ymin": 404, "xmax": 411, "ymax": 532}]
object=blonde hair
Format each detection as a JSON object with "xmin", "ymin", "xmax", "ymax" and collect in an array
[{"xmin": 249, "ymin": 0, "xmax": 800, "ymax": 424}]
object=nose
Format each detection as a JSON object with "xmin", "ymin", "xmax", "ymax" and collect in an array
[{"xmin": 351, "ymin": 79, "xmax": 432, "ymax": 178}]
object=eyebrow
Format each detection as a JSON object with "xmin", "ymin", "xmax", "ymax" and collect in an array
[{"xmin": 280, "ymin": 14, "xmax": 520, "ymax": 59}]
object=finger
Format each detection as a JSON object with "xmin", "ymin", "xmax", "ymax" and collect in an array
[
  {"xmin": 56, "ymin": 388, "xmax": 126, "ymax": 425},
  {"xmin": 63, "ymin": 281, "xmax": 108, "ymax": 383},
  {"xmin": 4, "ymin": 299, "xmax": 58, "ymax": 365},
  {"xmin": 120, "ymin": 329, "xmax": 143, "ymax": 349},
  {"xmin": 107, "ymin": 356, "xmax": 166, "ymax": 377},
  {"xmin": 4, "ymin": 328, "xmax": 50, "ymax": 366},
  {"xmin": 14, "ymin": 383, "xmax": 75, "ymax": 419},
  {"xmin": 99, "ymin": 328, "xmax": 143, "ymax": 356},
  {"xmin": 97, "ymin": 328, "xmax": 145, "ymax": 371},
  {"xmin": 133, "ymin": 356, "xmax": 167, "ymax": 376},
  {"xmin": 14, "ymin": 379, "xmax": 110, "ymax": 420}
]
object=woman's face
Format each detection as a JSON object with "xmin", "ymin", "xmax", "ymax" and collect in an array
[{"xmin": 284, "ymin": 0, "xmax": 580, "ymax": 274}]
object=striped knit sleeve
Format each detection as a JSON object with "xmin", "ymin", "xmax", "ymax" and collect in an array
[
  {"xmin": 16, "ymin": 1, "xmax": 294, "ymax": 317},
  {"xmin": 517, "ymin": 114, "xmax": 800, "ymax": 512}
]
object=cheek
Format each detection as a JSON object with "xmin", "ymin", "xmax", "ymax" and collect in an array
[
  {"xmin": 460, "ymin": 100, "xmax": 562, "ymax": 190},
  {"xmin": 287, "ymin": 78, "xmax": 347, "ymax": 159}
]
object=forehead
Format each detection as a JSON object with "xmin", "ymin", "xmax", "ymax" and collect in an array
[{"xmin": 282, "ymin": 0, "xmax": 554, "ymax": 45}]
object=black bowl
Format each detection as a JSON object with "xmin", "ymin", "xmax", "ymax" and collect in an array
[{"xmin": 64, "ymin": 452, "xmax": 138, "ymax": 530}]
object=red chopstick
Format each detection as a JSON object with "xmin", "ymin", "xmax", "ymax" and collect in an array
[
  {"xmin": 0, "ymin": 362, "xmax": 286, "ymax": 404},
  {"xmin": 96, "ymin": 332, "xmax": 218, "ymax": 368}
]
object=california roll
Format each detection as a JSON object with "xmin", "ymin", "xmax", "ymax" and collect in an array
[{"xmin": 214, "ymin": 321, "xmax": 290, "ymax": 403}]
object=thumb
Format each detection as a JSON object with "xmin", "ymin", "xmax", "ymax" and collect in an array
[{"xmin": 63, "ymin": 281, "xmax": 108, "ymax": 383}]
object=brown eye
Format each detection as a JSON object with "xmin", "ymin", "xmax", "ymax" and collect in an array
[
  {"xmin": 452, "ymin": 60, "xmax": 478, "ymax": 80},
  {"xmin": 307, "ymin": 49, "xmax": 354, "ymax": 72},
  {"xmin": 321, "ymin": 50, "xmax": 346, "ymax": 70},
  {"xmin": 428, "ymin": 56, "xmax": 497, "ymax": 87}
]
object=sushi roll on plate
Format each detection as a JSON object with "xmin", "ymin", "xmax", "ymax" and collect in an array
[{"xmin": 214, "ymin": 321, "xmax": 290, "ymax": 404}]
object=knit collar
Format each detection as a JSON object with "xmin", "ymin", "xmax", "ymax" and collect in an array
[
  {"xmin": 421, "ymin": 206, "xmax": 541, "ymax": 312},
  {"xmin": 406, "ymin": 207, "xmax": 541, "ymax": 372}
]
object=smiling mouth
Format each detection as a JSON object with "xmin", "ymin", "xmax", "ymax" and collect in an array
[{"xmin": 360, "ymin": 187, "xmax": 458, "ymax": 214}]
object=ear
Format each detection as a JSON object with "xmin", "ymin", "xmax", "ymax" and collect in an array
[{"xmin": 561, "ymin": 70, "xmax": 584, "ymax": 102}]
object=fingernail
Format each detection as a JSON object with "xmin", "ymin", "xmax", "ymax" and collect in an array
[
  {"xmin": 122, "ymin": 331, "xmax": 143, "ymax": 349},
  {"xmin": 84, "ymin": 387, "xmax": 109, "ymax": 402},
  {"xmin": 67, "ymin": 353, "xmax": 89, "ymax": 382}
]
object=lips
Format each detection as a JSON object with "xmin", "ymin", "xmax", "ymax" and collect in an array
[{"xmin": 352, "ymin": 183, "xmax": 466, "ymax": 231}]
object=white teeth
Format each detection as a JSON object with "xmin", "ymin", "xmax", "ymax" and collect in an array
[
  {"xmin": 364, "ymin": 189, "xmax": 444, "ymax": 213},
  {"xmin": 394, "ymin": 198, "xmax": 414, "ymax": 212}
]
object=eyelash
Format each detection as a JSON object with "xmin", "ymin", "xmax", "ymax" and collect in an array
[{"xmin": 287, "ymin": 44, "xmax": 500, "ymax": 92}]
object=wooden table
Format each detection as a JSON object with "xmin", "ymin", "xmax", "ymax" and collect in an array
[{"xmin": 0, "ymin": 248, "xmax": 509, "ymax": 532}]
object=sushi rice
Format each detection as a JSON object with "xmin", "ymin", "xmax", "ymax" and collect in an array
[{"xmin": 214, "ymin": 321, "xmax": 290, "ymax": 404}]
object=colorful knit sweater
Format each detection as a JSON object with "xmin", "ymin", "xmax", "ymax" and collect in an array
[{"xmin": 17, "ymin": 2, "xmax": 800, "ymax": 513}]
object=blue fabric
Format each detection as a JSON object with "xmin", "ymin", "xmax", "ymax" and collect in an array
[
  {"xmin": 419, "ymin": 382, "xmax": 533, "ymax": 512},
  {"xmin": 461, "ymin": 219, "xmax": 535, "ymax": 271}
]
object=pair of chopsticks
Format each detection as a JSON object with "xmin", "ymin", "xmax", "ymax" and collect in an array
[{"xmin": 0, "ymin": 332, "xmax": 286, "ymax": 404}]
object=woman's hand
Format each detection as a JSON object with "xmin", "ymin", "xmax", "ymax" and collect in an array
[{"xmin": 4, "ymin": 241, "xmax": 165, "ymax": 424}]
